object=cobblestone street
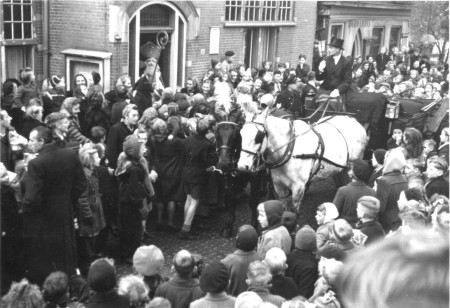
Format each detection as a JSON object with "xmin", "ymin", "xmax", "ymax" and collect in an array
[{"xmin": 113, "ymin": 177, "xmax": 338, "ymax": 278}]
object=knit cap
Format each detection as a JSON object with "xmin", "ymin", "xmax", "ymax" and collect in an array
[
  {"xmin": 357, "ymin": 196, "xmax": 380, "ymax": 215},
  {"xmin": 133, "ymin": 245, "xmax": 165, "ymax": 277},
  {"xmin": 263, "ymin": 200, "xmax": 284, "ymax": 227},
  {"xmin": 123, "ymin": 134, "xmax": 141, "ymax": 160},
  {"xmin": 351, "ymin": 159, "xmax": 372, "ymax": 183},
  {"xmin": 373, "ymin": 149, "xmax": 387, "ymax": 165},
  {"xmin": 211, "ymin": 59, "xmax": 219, "ymax": 69},
  {"xmin": 236, "ymin": 225, "xmax": 258, "ymax": 251},
  {"xmin": 199, "ymin": 262, "xmax": 229, "ymax": 293},
  {"xmin": 88, "ymin": 259, "xmax": 116, "ymax": 293},
  {"xmin": 225, "ymin": 51, "xmax": 235, "ymax": 57},
  {"xmin": 142, "ymin": 107, "xmax": 158, "ymax": 121},
  {"xmin": 295, "ymin": 225, "xmax": 316, "ymax": 250}
]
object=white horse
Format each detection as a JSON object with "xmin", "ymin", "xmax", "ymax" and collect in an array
[{"xmin": 237, "ymin": 107, "xmax": 368, "ymax": 212}]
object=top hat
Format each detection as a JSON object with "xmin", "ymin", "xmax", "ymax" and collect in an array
[
  {"xmin": 328, "ymin": 37, "xmax": 344, "ymax": 49},
  {"xmin": 140, "ymin": 42, "xmax": 161, "ymax": 61}
]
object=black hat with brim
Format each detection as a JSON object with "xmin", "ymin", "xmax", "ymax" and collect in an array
[{"xmin": 328, "ymin": 37, "xmax": 344, "ymax": 49}]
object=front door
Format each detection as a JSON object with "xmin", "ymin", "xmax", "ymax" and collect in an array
[{"xmin": 128, "ymin": 3, "xmax": 186, "ymax": 89}]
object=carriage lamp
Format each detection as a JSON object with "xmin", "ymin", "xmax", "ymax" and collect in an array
[{"xmin": 385, "ymin": 101, "xmax": 400, "ymax": 119}]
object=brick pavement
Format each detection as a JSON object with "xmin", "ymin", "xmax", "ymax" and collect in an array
[{"xmin": 113, "ymin": 177, "xmax": 337, "ymax": 278}]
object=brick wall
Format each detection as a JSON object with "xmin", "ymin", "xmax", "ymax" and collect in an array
[{"xmin": 47, "ymin": 0, "xmax": 317, "ymax": 90}]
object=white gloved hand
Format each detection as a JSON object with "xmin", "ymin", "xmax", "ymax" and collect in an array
[
  {"xmin": 149, "ymin": 170, "xmax": 158, "ymax": 182},
  {"xmin": 318, "ymin": 60, "xmax": 326, "ymax": 72},
  {"xmin": 329, "ymin": 89, "xmax": 340, "ymax": 98}
]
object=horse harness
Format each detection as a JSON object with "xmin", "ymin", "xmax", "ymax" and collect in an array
[{"xmin": 244, "ymin": 116, "xmax": 350, "ymax": 184}]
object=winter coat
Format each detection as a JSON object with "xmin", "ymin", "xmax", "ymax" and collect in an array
[
  {"xmin": 132, "ymin": 76, "xmax": 153, "ymax": 116},
  {"xmin": 258, "ymin": 225, "xmax": 292, "ymax": 257},
  {"xmin": 85, "ymin": 291, "xmax": 130, "ymax": 308},
  {"xmin": 275, "ymin": 89, "xmax": 303, "ymax": 118},
  {"xmin": 181, "ymin": 134, "xmax": 217, "ymax": 185},
  {"xmin": 21, "ymin": 143, "xmax": 87, "ymax": 284},
  {"xmin": 296, "ymin": 63, "xmax": 311, "ymax": 83},
  {"xmin": 270, "ymin": 274, "xmax": 299, "ymax": 300},
  {"xmin": 286, "ymin": 249, "xmax": 318, "ymax": 298},
  {"xmin": 355, "ymin": 220, "xmax": 385, "ymax": 246},
  {"xmin": 77, "ymin": 168, "xmax": 106, "ymax": 237},
  {"xmin": 154, "ymin": 275, "xmax": 205, "ymax": 308},
  {"xmin": 376, "ymin": 171, "xmax": 408, "ymax": 232},
  {"xmin": 149, "ymin": 137, "xmax": 185, "ymax": 202},
  {"xmin": 247, "ymin": 286, "xmax": 285, "ymax": 307},
  {"xmin": 425, "ymin": 176, "xmax": 449, "ymax": 199},
  {"xmin": 106, "ymin": 122, "xmax": 134, "ymax": 169},
  {"xmin": 18, "ymin": 116, "xmax": 45, "ymax": 139},
  {"xmin": 190, "ymin": 293, "xmax": 236, "ymax": 308},
  {"xmin": 316, "ymin": 55, "xmax": 353, "ymax": 95},
  {"xmin": 375, "ymin": 53, "xmax": 390, "ymax": 72},
  {"xmin": 221, "ymin": 249, "xmax": 263, "ymax": 297},
  {"xmin": 65, "ymin": 114, "xmax": 89, "ymax": 145},
  {"xmin": 13, "ymin": 83, "xmax": 41, "ymax": 108},
  {"xmin": 333, "ymin": 181, "xmax": 376, "ymax": 226},
  {"xmin": 316, "ymin": 220, "xmax": 335, "ymax": 249},
  {"xmin": 84, "ymin": 107, "xmax": 111, "ymax": 137}
]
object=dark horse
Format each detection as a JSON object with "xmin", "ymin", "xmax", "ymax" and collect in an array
[{"xmin": 215, "ymin": 121, "xmax": 261, "ymax": 237}]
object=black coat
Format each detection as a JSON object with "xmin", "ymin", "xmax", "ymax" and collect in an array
[
  {"xmin": 285, "ymin": 249, "xmax": 318, "ymax": 298},
  {"xmin": 149, "ymin": 137, "xmax": 185, "ymax": 202},
  {"xmin": 86, "ymin": 291, "xmax": 130, "ymax": 308},
  {"xmin": 316, "ymin": 55, "xmax": 353, "ymax": 95},
  {"xmin": 106, "ymin": 122, "xmax": 134, "ymax": 169},
  {"xmin": 375, "ymin": 53, "xmax": 390, "ymax": 72},
  {"xmin": 21, "ymin": 143, "xmax": 87, "ymax": 284},
  {"xmin": 84, "ymin": 107, "xmax": 111, "ymax": 137},
  {"xmin": 295, "ymin": 63, "xmax": 311, "ymax": 83},
  {"xmin": 275, "ymin": 89, "xmax": 303, "ymax": 118},
  {"xmin": 18, "ymin": 117, "xmax": 45, "ymax": 139},
  {"xmin": 270, "ymin": 274, "xmax": 299, "ymax": 300},
  {"xmin": 181, "ymin": 134, "xmax": 217, "ymax": 185},
  {"xmin": 425, "ymin": 176, "xmax": 449, "ymax": 199},
  {"xmin": 132, "ymin": 76, "xmax": 153, "ymax": 116},
  {"xmin": 355, "ymin": 220, "xmax": 385, "ymax": 246}
]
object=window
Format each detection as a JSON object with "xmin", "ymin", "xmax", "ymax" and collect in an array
[
  {"xmin": 278, "ymin": 1, "xmax": 292, "ymax": 21},
  {"xmin": 330, "ymin": 25, "xmax": 343, "ymax": 39},
  {"xmin": 371, "ymin": 27, "xmax": 384, "ymax": 56},
  {"xmin": 2, "ymin": 0, "xmax": 33, "ymax": 40},
  {"xmin": 389, "ymin": 27, "xmax": 401, "ymax": 51},
  {"xmin": 225, "ymin": 1, "xmax": 293, "ymax": 22},
  {"xmin": 225, "ymin": 1, "xmax": 243, "ymax": 22},
  {"xmin": 245, "ymin": 1, "xmax": 260, "ymax": 21}
]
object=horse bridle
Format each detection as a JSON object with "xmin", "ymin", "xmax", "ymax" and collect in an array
[
  {"xmin": 240, "ymin": 121, "xmax": 267, "ymax": 172},
  {"xmin": 215, "ymin": 121, "xmax": 240, "ymax": 168}
]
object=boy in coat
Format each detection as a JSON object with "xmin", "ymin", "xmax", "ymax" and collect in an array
[
  {"xmin": 221, "ymin": 225, "xmax": 263, "ymax": 297},
  {"xmin": 246, "ymin": 261, "xmax": 286, "ymax": 307},
  {"xmin": 257, "ymin": 200, "xmax": 292, "ymax": 257},
  {"xmin": 355, "ymin": 196, "xmax": 385, "ymax": 246},
  {"xmin": 264, "ymin": 247, "xmax": 299, "ymax": 300}
]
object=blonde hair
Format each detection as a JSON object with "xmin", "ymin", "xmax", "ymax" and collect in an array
[
  {"xmin": 247, "ymin": 261, "xmax": 271, "ymax": 286},
  {"xmin": 118, "ymin": 275, "xmax": 149, "ymax": 307},
  {"xmin": 264, "ymin": 247, "xmax": 287, "ymax": 275},
  {"xmin": 78, "ymin": 143, "xmax": 100, "ymax": 169},
  {"xmin": 2, "ymin": 278, "xmax": 44, "ymax": 308}
]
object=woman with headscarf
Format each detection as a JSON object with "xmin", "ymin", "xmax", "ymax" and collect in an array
[
  {"xmin": 60, "ymin": 97, "xmax": 89, "ymax": 147},
  {"xmin": 376, "ymin": 148, "xmax": 408, "ymax": 232}
]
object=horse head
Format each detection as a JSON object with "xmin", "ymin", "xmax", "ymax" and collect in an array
[
  {"xmin": 237, "ymin": 107, "xmax": 269, "ymax": 172},
  {"xmin": 215, "ymin": 121, "xmax": 240, "ymax": 173}
]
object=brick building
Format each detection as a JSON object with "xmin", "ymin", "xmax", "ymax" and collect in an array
[
  {"xmin": 1, "ymin": 0, "xmax": 317, "ymax": 92},
  {"xmin": 316, "ymin": 1, "xmax": 413, "ymax": 58}
]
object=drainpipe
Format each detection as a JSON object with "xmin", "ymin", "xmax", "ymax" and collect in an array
[{"xmin": 42, "ymin": 0, "xmax": 49, "ymax": 78}]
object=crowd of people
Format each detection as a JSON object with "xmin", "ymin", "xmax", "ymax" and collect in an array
[{"xmin": 1, "ymin": 39, "xmax": 449, "ymax": 308}]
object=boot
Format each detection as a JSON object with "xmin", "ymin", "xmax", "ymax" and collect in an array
[{"xmin": 179, "ymin": 230, "xmax": 198, "ymax": 240}]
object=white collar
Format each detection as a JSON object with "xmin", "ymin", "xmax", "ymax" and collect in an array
[{"xmin": 438, "ymin": 142, "xmax": 449, "ymax": 150}]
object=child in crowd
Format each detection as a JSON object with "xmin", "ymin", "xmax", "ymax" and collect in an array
[
  {"xmin": 190, "ymin": 262, "xmax": 236, "ymax": 308},
  {"xmin": 424, "ymin": 157, "xmax": 449, "ymax": 199},
  {"xmin": 286, "ymin": 225, "xmax": 318, "ymax": 299},
  {"xmin": 404, "ymin": 158, "xmax": 424, "ymax": 185},
  {"xmin": 133, "ymin": 245, "xmax": 168, "ymax": 300},
  {"xmin": 221, "ymin": 225, "xmax": 262, "ymax": 297},
  {"xmin": 355, "ymin": 196, "xmax": 385, "ymax": 246},
  {"xmin": 323, "ymin": 219, "xmax": 362, "ymax": 254},
  {"xmin": 333, "ymin": 160, "xmax": 376, "ymax": 227},
  {"xmin": 118, "ymin": 275, "xmax": 150, "ymax": 307},
  {"xmin": 257, "ymin": 200, "xmax": 292, "ymax": 256},
  {"xmin": 368, "ymin": 149, "xmax": 386, "ymax": 188},
  {"xmin": 309, "ymin": 258, "xmax": 343, "ymax": 308},
  {"xmin": 167, "ymin": 102, "xmax": 185, "ymax": 140},
  {"xmin": 246, "ymin": 261, "xmax": 286, "ymax": 307},
  {"xmin": 422, "ymin": 139, "xmax": 437, "ymax": 168},
  {"xmin": 315, "ymin": 202, "xmax": 339, "ymax": 250},
  {"xmin": 387, "ymin": 122, "xmax": 404, "ymax": 149},
  {"xmin": 264, "ymin": 247, "xmax": 298, "ymax": 300},
  {"xmin": 282, "ymin": 211, "xmax": 298, "ymax": 251}
]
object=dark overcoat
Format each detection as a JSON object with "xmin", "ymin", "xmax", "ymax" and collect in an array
[
  {"xmin": 21, "ymin": 143, "xmax": 87, "ymax": 284},
  {"xmin": 316, "ymin": 55, "xmax": 353, "ymax": 94},
  {"xmin": 376, "ymin": 171, "xmax": 408, "ymax": 232},
  {"xmin": 149, "ymin": 137, "xmax": 185, "ymax": 202},
  {"xmin": 181, "ymin": 134, "xmax": 217, "ymax": 185}
]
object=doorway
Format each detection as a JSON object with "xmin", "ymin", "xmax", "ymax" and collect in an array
[
  {"xmin": 128, "ymin": 3, "xmax": 186, "ymax": 89},
  {"xmin": 244, "ymin": 28, "xmax": 277, "ymax": 70}
]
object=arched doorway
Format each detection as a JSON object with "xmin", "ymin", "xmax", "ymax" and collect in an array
[
  {"xmin": 352, "ymin": 29, "xmax": 363, "ymax": 58},
  {"xmin": 128, "ymin": 2, "xmax": 186, "ymax": 89}
]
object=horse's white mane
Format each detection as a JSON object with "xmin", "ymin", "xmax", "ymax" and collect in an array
[{"xmin": 238, "ymin": 94, "xmax": 258, "ymax": 114}]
